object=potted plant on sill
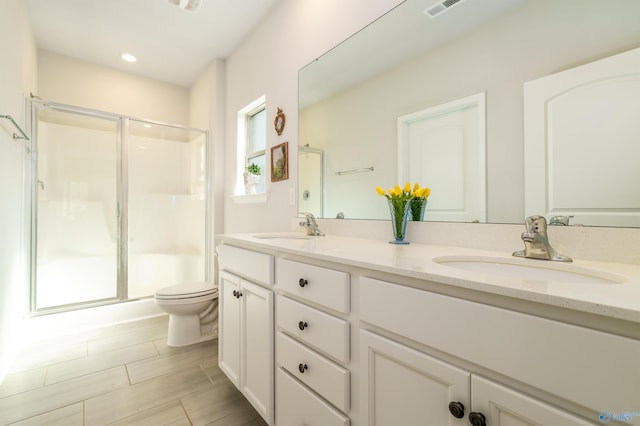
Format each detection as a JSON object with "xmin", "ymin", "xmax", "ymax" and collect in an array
[{"xmin": 244, "ymin": 163, "xmax": 261, "ymax": 194}]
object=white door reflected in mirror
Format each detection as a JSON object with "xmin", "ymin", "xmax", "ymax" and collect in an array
[
  {"xmin": 524, "ymin": 47, "xmax": 640, "ymax": 228},
  {"xmin": 398, "ymin": 92, "xmax": 486, "ymax": 223}
]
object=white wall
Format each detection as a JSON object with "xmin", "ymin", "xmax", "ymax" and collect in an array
[
  {"xmin": 223, "ymin": 0, "xmax": 404, "ymax": 233},
  {"xmin": 38, "ymin": 51, "xmax": 190, "ymax": 125},
  {"xmin": 190, "ymin": 59, "xmax": 226, "ymax": 280},
  {"xmin": 0, "ymin": 0, "xmax": 38, "ymax": 382}
]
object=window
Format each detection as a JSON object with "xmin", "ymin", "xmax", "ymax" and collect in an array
[
  {"xmin": 246, "ymin": 106, "xmax": 266, "ymax": 192},
  {"xmin": 237, "ymin": 96, "xmax": 266, "ymax": 195}
]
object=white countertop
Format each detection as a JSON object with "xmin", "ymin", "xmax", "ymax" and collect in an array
[{"xmin": 218, "ymin": 233, "xmax": 640, "ymax": 324}]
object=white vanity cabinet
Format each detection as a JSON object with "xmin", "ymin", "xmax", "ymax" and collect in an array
[
  {"xmin": 360, "ymin": 276, "xmax": 637, "ymax": 426},
  {"xmin": 217, "ymin": 236, "xmax": 640, "ymax": 426},
  {"xmin": 217, "ymin": 245, "xmax": 275, "ymax": 425},
  {"xmin": 275, "ymin": 258, "xmax": 351, "ymax": 425}
]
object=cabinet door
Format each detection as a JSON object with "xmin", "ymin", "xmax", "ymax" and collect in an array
[
  {"xmin": 360, "ymin": 330, "xmax": 470, "ymax": 426},
  {"xmin": 241, "ymin": 279, "xmax": 274, "ymax": 425},
  {"xmin": 471, "ymin": 375, "xmax": 596, "ymax": 426},
  {"xmin": 218, "ymin": 271, "xmax": 241, "ymax": 388}
]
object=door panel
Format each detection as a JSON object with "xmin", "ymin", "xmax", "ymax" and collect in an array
[
  {"xmin": 34, "ymin": 106, "xmax": 120, "ymax": 309},
  {"xmin": 241, "ymin": 279, "xmax": 274, "ymax": 424},
  {"xmin": 471, "ymin": 375, "xmax": 596, "ymax": 426},
  {"xmin": 398, "ymin": 92, "xmax": 486, "ymax": 223},
  {"xmin": 218, "ymin": 271, "xmax": 241, "ymax": 388},
  {"xmin": 360, "ymin": 330, "xmax": 469, "ymax": 426}
]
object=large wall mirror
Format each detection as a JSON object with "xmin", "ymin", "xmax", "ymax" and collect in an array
[{"xmin": 298, "ymin": 0, "xmax": 640, "ymax": 227}]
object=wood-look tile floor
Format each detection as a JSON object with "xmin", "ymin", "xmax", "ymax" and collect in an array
[{"xmin": 0, "ymin": 315, "xmax": 268, "ymax": 426}]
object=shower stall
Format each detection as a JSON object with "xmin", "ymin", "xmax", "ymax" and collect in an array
[{"xmin": 29, "ymin": 101, "xmax": 209, "ymax": 314}]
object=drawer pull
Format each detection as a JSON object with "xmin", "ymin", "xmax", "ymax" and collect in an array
[
  {"xmin": 298, "ymin": 278, "xmax": 308, "ymax": 287},
  {"xmin": 448, "ymin": 401, "xmax": 464, "ymax": 419},
  {"xmin": 298, "ymin": 321, "xmax": 308, "ymax": 330},
  {"xmin": 468, "ymin": 412, "xmax": 486, "ymax": 426},
  {"xmin": 232, "ymin": 290, "xmax": 237, "ymax": 297},
  {"xmin": 298, "ymin": 363, "xmax": 308, "ymax": 373}
]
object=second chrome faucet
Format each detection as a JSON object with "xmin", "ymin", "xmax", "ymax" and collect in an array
[
  {"xmin": 299, "ymin": 212, "xmax": 325, "ymax": 236},
  {"xmin": 513, "ymin": 215, "xmax": 572, "ymax": 262}
]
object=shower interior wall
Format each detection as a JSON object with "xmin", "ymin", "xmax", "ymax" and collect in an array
[{"xmin": 127, "ymin": 124, "xmax": 207, "ymax": 299}]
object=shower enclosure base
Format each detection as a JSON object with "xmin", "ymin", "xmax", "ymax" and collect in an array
[{"xmin": 23, "ymin": 298, "xmax": 164, "ymax": 342}]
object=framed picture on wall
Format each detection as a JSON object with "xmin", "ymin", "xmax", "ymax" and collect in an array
[
  {"xmin": 274, "ymin": 107, "xmax": 286, "ymax": 135},
  {"xmin": 270, "ymin": 142, "xmax": 289, "ymax": 182}
]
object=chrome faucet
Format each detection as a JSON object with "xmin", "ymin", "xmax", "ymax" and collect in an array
[
  {"xmin": 513, "ymin": 215, "xmax": 572, "ymax": 262},
  {"xmin": 549, "ymin": 215, "xmax": 574, "ymax": 226},
  {"xmin": 299, "ymin": 212, "xmax": 325, "ymax": 236}
]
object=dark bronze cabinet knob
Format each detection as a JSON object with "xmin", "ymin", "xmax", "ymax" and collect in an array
[
  {"xmin": 236, "ymin": 291, "xmax": 242, "ymax": 298},
  {"xmin": 448, "ymin": 401, "xmax": 464, "ymax": 419},
  {"xmin": 232, "ymin": 290, "xmax": 237, "ymax": 297},
  {"xmin": 298, "ymin": 363, "xmax": 308, "ymax": 373},
  {"xmin": 469, "ymin": 412, "xmax": 486, "ymax": 426},
  {"xmin": 298, "ymin": 321, "xmax": 308, "ymax": 330},
  {"xmin": 299, "ymin": 278, "xmax": 308, "ymax": 287}
]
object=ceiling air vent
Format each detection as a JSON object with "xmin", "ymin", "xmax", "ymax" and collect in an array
[{"xmin": 424, "ymin": 0, "xmax": 466, "ymax": 18}]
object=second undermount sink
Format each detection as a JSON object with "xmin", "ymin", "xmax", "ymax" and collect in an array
[{"xmin": 433, "ymin": 256, "xmax": 625, "ymax": 284}]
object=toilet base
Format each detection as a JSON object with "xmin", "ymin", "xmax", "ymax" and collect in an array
[{"xmin": 166, "ymin": 314, "xmax": 217, "ymax": 347}]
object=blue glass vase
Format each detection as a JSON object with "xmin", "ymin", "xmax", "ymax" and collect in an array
[
  {"xmin": 409, "ymin": 198, "xmax": 428, "ymax": 221},
  {"xmin": 388, "ymin": 199, "xmax": 411, "ymax": 244}
]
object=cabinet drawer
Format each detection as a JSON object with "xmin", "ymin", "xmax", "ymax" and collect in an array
[
  {"xmin": 216, "ymin": 244, "xmax": 274, "ymax": 285},
  {"xmin": 277, "ymin": 296, "xmax": 349, "ymax": 363},
  {"xmin": 277, "ymin": 258, "xmax": 350, "ymax": 313},
  {"xmin": 360, "ymin": 276, "xmax": 640, "ymax": 416},
  {"xmin": 276, "ymin": 368, "xmax": 350, "ymax": 426},
  {"xmin": 277, "ymin": 332, "xmax": 349, "ymax": 412}
]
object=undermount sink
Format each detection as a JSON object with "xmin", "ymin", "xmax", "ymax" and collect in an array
[{"xmin": 433, "ymin": 256, "xmax": 625, "ymax": 284}]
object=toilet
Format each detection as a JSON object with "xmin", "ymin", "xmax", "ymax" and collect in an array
[{"xmin": 154, "ymin": 282, "xmax": 218, "ymax": 347}]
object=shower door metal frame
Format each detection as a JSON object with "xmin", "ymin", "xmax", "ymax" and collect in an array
[
  {"xmin": 28, "ymin": 101, "xmax": 126, "ymax": 314},
  {"xmin": 28, "ymin": 99, "xmax": 210, "ymax": 316}
]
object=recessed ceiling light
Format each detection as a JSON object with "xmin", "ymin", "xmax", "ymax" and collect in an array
[{"xmin": 121, "ymin": 53, "xmax": 137, "ymax": 63}]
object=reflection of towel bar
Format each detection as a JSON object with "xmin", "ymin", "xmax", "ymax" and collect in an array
[
  {"xmin": 0, "ymin": 114, "xmax": 29, "ymax": 140},
  {"xmin": 335, "ymin": 166, "xmax": 374, "ymax": 176}
]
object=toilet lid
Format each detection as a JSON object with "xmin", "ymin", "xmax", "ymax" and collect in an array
[{"xmin": 155, "ymin": 282, "xmax": 217, "ymax": 299}]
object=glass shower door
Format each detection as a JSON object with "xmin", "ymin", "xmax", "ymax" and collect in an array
[{"xmin": 33, "ymin": 106, "xmax": 121, "ymax": 310}]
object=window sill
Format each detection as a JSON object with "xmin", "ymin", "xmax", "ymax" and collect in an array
[{"xmin": 231, "ymin": 192, "xmax": 269, "ymax": 204}]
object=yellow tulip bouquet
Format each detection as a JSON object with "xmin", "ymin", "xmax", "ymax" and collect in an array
[
  {"xmin": 409, "ymin": 183, "xmax": 431, "ymax": 221},
  {"xmin": 375, "ymin": 182, "xmax": 431, "ymax": 244}
]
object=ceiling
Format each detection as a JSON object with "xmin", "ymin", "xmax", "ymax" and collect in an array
[{"xmin": 26, "ymin": 0, "xmax": 281, "ymax": 88}]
